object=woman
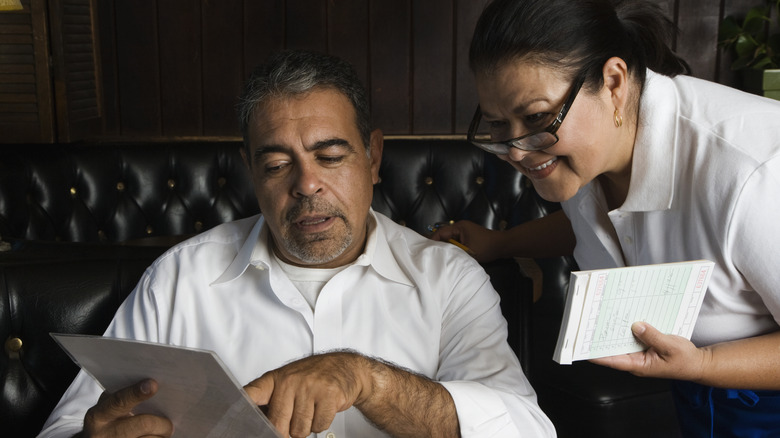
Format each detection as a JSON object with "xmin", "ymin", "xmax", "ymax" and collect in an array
[{"xmin": 432, "ymin": 0, "xmax": 780, "ymax": 435}]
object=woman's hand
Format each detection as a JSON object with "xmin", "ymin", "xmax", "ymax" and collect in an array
[
  {"xmin": 590, "ymin": 322, "xmax": 709, "ymax": 381},
  {"xmin": 429, "ymin": 220, "xmax": 504, "ymax": 263}
]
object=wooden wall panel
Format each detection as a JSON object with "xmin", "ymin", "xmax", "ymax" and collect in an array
[
  {"xmin": 202, "ymin": 1, "xmax": 244, "ymax": 136},
  {"xmin": 677, "ymin": 0, "xmax": 722, "ymax": 81},
  {"xmin": 412, "ymin": 0, "xmax": 453, "ymax": 134},
  {"xmin": 454, "ymin": 0, "xmax": 489, "ymax": 133},
  {"xmin": 369, "ymin": 0, "xmax": 411, "ymax": 134},
  {"xmin": 0, "ymin": 0, "xmax": 54, "ymax": 142},
  {"xmin": 243, "ymin": 2, "xmax": 284, "ymax": 81},
  {"xmin": 78, "ymin": 0, "xmax": 763, "ymax": 141},
  {"xmin": 327, "ymin": 0, "xmax": 369, "ymax": 91},
  {"xmin": 113, "ymin": 0, "xmax": 160, "ymax": 136},
  {"xmin": 96, "ymin": 0, "xmax": 118, "ymax": 135},
  {"xmin": 286, "ymin": 0, "xmax": 327, "ymax": 52},
  {"xmin": 158, "ymin": 0, "xmax": 202, "ymax": 136}
]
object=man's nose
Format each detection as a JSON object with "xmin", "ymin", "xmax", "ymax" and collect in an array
[{"xmin": 292, "ymin": 162, "xmax": 323, "ymax": 197}]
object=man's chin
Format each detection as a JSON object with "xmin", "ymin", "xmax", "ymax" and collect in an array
[{"xmin": 281, "ymin": 236, "xmax": 352, "ymax": 266}]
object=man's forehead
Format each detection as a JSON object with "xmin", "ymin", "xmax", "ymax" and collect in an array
[{"xmin": 248, "ymin": 90, "xmax": 361, "ymax": 149}]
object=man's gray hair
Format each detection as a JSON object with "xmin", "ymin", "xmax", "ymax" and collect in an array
[{"xmin": 237, "ymin": 50, "xmax": 371, "ymax": 153}]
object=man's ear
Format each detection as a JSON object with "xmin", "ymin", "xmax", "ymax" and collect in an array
[
  {"xmin": 240, "ymin": 145, "xmax": 251, "ymax": 171},
  {"xmin": 602, "ymin": 57, "xmax": 630, "ymax": 111},
  {"xmin": 369, "ymin": 129, "xmax": 384, "ymax": 184}
]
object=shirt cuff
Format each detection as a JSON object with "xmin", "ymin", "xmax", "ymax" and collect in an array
[{"xmin": 439, "ymin": 380, "xmax": 520, "ymax": 437}]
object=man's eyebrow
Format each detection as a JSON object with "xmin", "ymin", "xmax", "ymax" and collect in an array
[
  {"xmin": 252, "ymin": 138, "xmax": 356, "ymax": 160},
  {"xmin": 308, "ymin": 138, "xmax": 355, "ymax": 153}
]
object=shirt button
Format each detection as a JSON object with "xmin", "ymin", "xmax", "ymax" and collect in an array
[
  {"xmin": 624, "ymin": 236, "xmax": 633, "ymax": 245},
  {"xmin": 326, "ymin": 433, "xmax": 336, "ymax": 438}
]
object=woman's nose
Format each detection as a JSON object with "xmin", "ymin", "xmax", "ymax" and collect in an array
[{"xmin": 505, "ymin": 146, "xmax": 531, "ymax": 163}]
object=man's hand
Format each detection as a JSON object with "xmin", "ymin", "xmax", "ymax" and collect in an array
[
  {"xmin": 243, "ymin": 352, "xmax": 371, "ymax": 438},
  {"xmin": 77, "ymin": 379, "xmax": 174, "ymax": 438},
  {"xmin": 590, "ymin": 322, "xmax": 710, "ymax": 381}
]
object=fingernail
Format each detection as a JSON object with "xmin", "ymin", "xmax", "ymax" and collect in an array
[
  {"xmin": 140, "ymin": 380, "xmax": 153, "ymax": 394},
  {"xmin": 632, "ymin": 322, "xmax": 646, "ymax": 335}
]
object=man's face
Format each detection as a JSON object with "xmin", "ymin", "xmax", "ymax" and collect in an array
[{"xmin": 242, "ymin": 88, "xmax": 382, "ymax": 268}]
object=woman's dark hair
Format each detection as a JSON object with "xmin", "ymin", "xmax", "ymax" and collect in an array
[{"xmin": 469, "ymin": 0, "xmax": 691, "ymax": 91}]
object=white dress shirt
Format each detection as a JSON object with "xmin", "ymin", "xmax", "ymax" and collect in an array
[
  {"xmin": 39, "ymin": 210, "xmax": 555, "ymax": 437},
  {"xmin": 562, "ymin": 70, "xmax": 780, "ymax": 347}
]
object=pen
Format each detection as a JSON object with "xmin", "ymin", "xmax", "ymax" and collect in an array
[{"xmin": 426, "ymin": 221, "xmax": 474, "ymax": 254}]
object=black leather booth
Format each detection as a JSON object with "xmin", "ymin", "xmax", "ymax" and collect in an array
[{"xmin": 1, "ymin": 139, "xmax": 679, "ymax": 437}]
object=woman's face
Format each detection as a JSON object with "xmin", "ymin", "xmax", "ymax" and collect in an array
[{"xmin": 474, "ymin": 59, "xmax": 629, "ymax": 203}]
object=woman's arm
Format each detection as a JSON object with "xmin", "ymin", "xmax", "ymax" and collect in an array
[
  {"xmin": 592, "ymin": 322, "xmax": 780, "ymax": 390},
  {"xmin": 431, "ymin": 209, "xmax": 576, "ymax": 263}
]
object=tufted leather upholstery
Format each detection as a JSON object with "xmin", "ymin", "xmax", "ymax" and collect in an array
[
  {"xmin": 0, "ymin": 140, "xmax": 558, "ymax": 243},
  {"xmin": 0, "ymin": 139, "xmax": 678, "ymax": 437}
]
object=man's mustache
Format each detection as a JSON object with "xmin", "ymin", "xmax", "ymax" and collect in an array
[{"xmin": 285, "ymin": 197, "xmax": 345, "ymax": 224}]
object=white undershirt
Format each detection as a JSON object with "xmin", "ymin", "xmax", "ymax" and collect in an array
[{"xmin": 273, "ymin": 253, "xmax": 347, "ymax": 310}]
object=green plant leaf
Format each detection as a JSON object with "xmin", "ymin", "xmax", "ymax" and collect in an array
[
  {"xmin": 719, "ymin": 16, "xmax": 743, "ymax": 44},
  {"xmin": 735, "ymin": 34, "xmax": 759, "ymax": 57},
  {"xmin": 743, "ymin": 6, "xmax": 771, "ymax": 34},
  {"xmin": 732, "ymin": 55, "xmax": 753, "ymax": 70}
]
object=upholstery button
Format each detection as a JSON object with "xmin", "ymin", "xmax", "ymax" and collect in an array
[
  {"xmin": 167, "ymin": 179, "xmax": 175, "ymax": 189},
  {"xmin": 217, "ymin": 177, "xmax": 226, "ymax": 187},
  {"xmin": 424, "ymin": 177, "xmax": 433, "ymax": 185},
  {"xmin": 5, "ymin": 337, "xmax": 22, "ymax": 353},
  {"xmin": 116, "ymin": 182, "xmax": 125, "ymax": 192},
  {"xmin": 499, "ymin": 220, "xmax": 508, "ymax": 230},
  {"xmin": 194, "ymin": 221, "xmax": 203, "ymax": 232},
  {"xmin": 97, "ymin": 230, "xmax": 106, "ymax": 241},
  {"xmin": 146, "ymin": 225, "xmax": 153, "ymax": 235},
  {"xmin": 475, "ymin": 176, "xmax": 485, "ymax": 185},
  {"xmin": 69, "ymin": 187, "xmax": 77, "ymax": 196}
]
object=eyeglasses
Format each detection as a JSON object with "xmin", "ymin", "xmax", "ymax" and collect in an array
[{"xmin": 467, "ymin": 73, "xmax": 586, "ymax": 154}]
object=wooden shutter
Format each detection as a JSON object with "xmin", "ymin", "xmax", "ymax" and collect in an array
[
  {"xmin": 0, "ymin": 0, "xmax": 101, "ymax": 144},
  {"xmin": 0, "ymin": 0, "xmax": 55, "ymax": 142},
  {"xmin": 48, "ymin": 0, "xmax": 102, "ymax": 142}
]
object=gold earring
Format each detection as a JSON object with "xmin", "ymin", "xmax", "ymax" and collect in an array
[{"xmin": 614, "ymin": 109, "xmax": 623, "ymax": 128}]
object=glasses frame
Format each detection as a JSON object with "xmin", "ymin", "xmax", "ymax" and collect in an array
[{"xmin": 467, "ymin": 73, "xmax": 587, "ymax": 154}]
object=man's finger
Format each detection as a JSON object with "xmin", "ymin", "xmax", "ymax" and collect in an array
[
  {"xmin": 93, "ymin": 379, "xmax": 158, "ymax": 418},
  {"xmin": 113, "ymin": 413, "xmax": 174, "ymax": 438},
  {"xmin": 244, "ymin": 374, "xmax": 275, "ymax": 407}
]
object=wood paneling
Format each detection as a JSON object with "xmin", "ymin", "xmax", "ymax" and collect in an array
[
  {"xmin": 158, "ymin": 0, "xmax": 201, "ymax": 136},
  {"xmin": 114, "ymin": 0, "xmax": 160, "ymax": 136},
  {"xmin": 369, "ymin": 0, "xmax": 411, "ymax": 133},
  {"xmin": 0, "ymin": 0, "xmax": 101, "ymax": 143},
  {"xmin": 49, "ymin": 0, "xmax": 103, "ymax": 142},
  {"xmin": 81, "ymin": 0, "xmax": 768, "ymax": 140},
  {"xmin": 413, "ymin": 0, "xmax": 453, "ymax": 134},
  {"xmin": 0, "ymin": 0, "xmax": 54, "ymax": 142}
]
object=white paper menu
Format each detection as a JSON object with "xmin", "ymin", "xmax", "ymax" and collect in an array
[{"xmin": 52, "ymin": 334, "xmax": 281, "ymax": 438}]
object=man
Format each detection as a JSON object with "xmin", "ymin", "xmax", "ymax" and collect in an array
[{"xmin": 38, "ymin": 50, "xmax": 554, "ymax": 438}]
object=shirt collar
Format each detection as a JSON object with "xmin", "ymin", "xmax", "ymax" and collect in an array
[
  {"xmin": 619, "ymin": 70, "xmax": 678, "ymax": 212},
  {"xmin": 212, "ymin": 209, "xmax": 412, "ymax": 287}
]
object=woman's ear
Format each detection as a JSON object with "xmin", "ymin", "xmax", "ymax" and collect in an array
[{"xmin": 601, "ymin": 57, "xmax": 630, "ymax": 112}]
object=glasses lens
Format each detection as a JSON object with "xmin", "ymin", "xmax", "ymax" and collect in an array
[
  {"xmin": 471, "ymin": 140, "xmax": 511, "ymax": 155},
  {"xmin": 509, "ymin": 132, "xmax": 558, "ymax": 151}
]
